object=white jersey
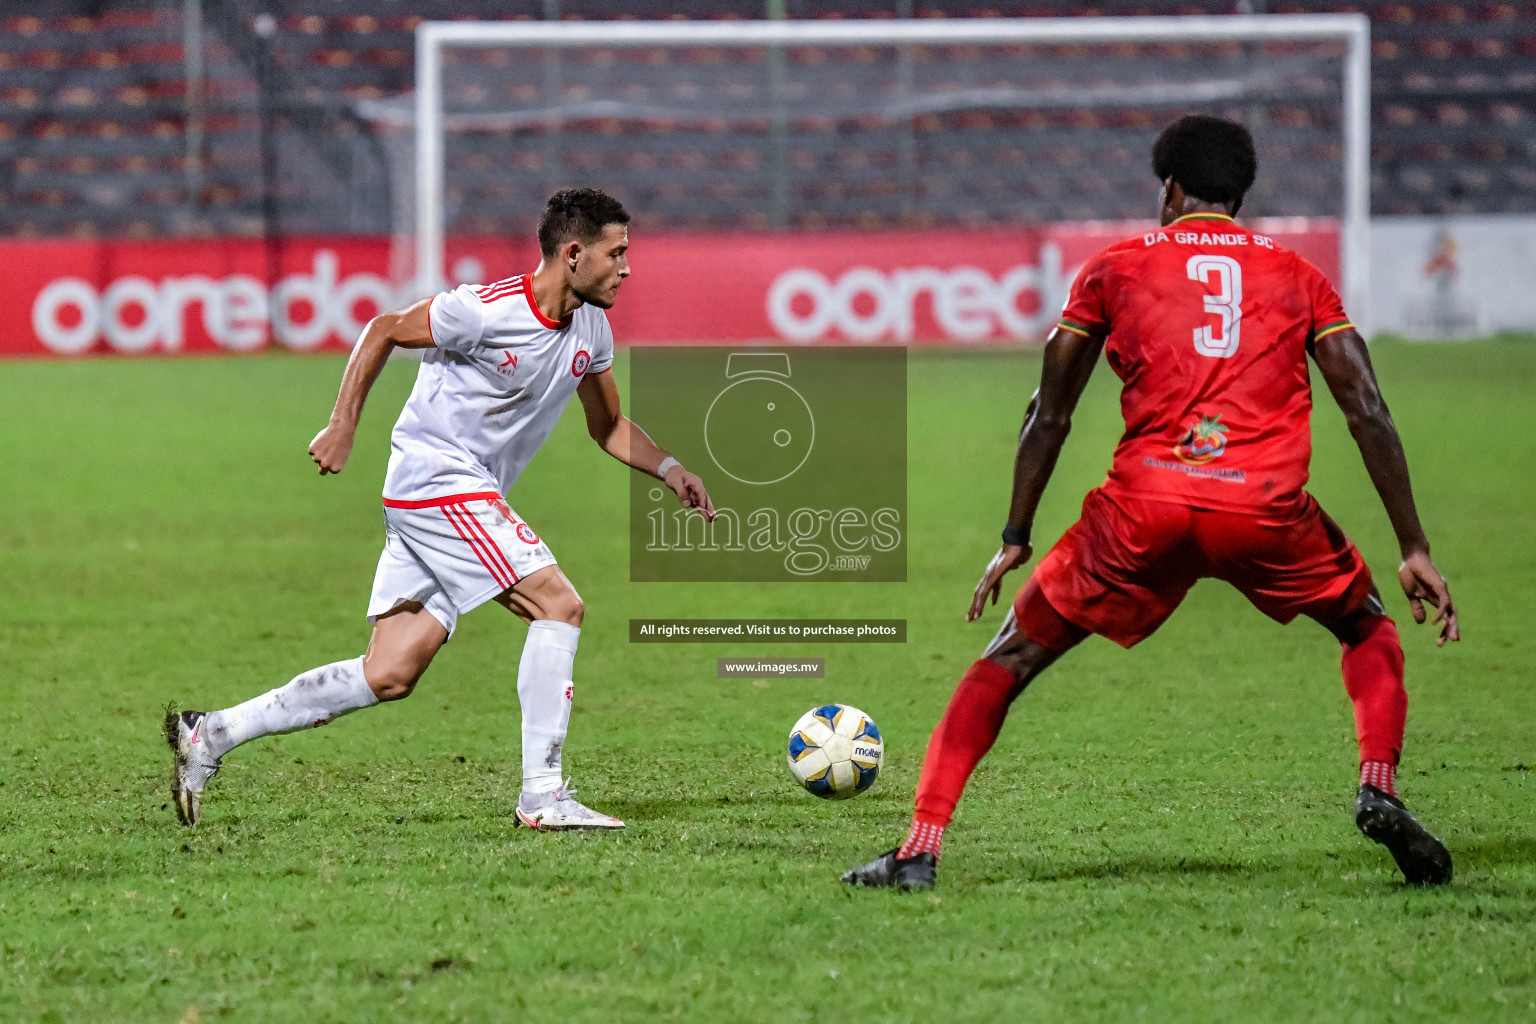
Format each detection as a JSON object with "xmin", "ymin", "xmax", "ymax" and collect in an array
[{"xmin": 381, "ymin": 274, "xmax": 614, "ymax": 504}]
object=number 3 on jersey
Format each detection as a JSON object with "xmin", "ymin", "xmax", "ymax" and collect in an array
[{"xmin": 1186, "ymin": 254, "xmax": 1243, "ymax": 358}]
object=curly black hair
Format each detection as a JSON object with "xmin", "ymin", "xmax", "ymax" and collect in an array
[
  {"xmin": 537, "ymin": 187, "xmax": 631, "ymax": 258},
  {"xmin": 1151, "ymin": 115, "xmax": 1257, "ymax": 212}
]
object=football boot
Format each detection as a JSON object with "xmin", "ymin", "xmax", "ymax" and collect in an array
[
  {"xmin": 164, "ymin": 707, "xmax": 221, "ymax": 827},
  {"xmin": 514, "ymin": 779, "xmax": 625, "ymax": 830},
  {"xmin": 841, "ymin": 848, "xmax": 937, "ymax": 891},
  {"xmin": 1355, "ymin": 783, "xmax": 1452, "ymax": 886}
]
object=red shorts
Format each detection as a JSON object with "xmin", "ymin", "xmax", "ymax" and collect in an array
[{"xmin": 1015, "ymin": 488, "xmax": 1375, "ymax": 650}]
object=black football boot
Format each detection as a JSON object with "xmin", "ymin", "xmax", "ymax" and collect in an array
[
  {"xmin": 840, "ymin": 848, "xmax": 937, "ymax": 891},
  {"xmin": 1355, "ymin": 784, "xmax": 1453, "ymax": 886}
]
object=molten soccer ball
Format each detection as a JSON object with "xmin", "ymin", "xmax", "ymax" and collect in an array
[{"xmin": 786, "ymin": 704, "xmax": 883, "ymax": 799}]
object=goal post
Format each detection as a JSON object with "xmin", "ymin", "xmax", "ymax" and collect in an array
[{"xmin": 413, "ymin": 14, "xmax": 1371, "ymax": 334}]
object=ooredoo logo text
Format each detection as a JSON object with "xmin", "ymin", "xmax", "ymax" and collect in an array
[
  {"xmin": 30, "ymin": 250, "xmax": 411, "ymax": 354},
  {"xmin": 765, "ymin": 242, "xmax": 1077, "ymax": 343}
]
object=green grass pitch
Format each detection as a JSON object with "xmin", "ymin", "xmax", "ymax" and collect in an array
[{"xmin": 1, "ymin": 340, "xmax": 1533, "ymax": 1022}]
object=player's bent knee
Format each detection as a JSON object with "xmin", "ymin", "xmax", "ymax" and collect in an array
[
  {"xmin": 984, "ymin": 633, "xmax": 1073, "ymax": 698},
  {"xmin": 362, "ymin": 658, "xmax": 426, "ymax": 702},
  {"xmin": 984, "ymin": 650, "xmax": 1041, "ymax": 698},
  {"xmin": 1321, "ymin": 604, "xmax": 1393, "ymax": 647},
  {"xmin": 538, "ymin": 584, "xmax": 584, "ymax": 626},
  {"xmin": 369, "ymin": 673, "xmax": 419, "ymax": 702},
  {"xmin": 504, "ymin": 566, "xmax": 584, "ymax": 626},
  {"xmin": 377, "ymin": 676, "xmax": 419, "ymax": 702}
]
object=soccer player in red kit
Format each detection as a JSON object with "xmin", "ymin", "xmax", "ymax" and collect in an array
[{"xmin": 844, "ymin": 115, "xmax": 1460, "ymax": 891}]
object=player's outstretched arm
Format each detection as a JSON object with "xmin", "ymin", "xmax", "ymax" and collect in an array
[
  {"xmin": 308, "ymin": 298, "xmax": 435, "ymax": 475},
  {"xmin": 576, "ymin": 370, "xmax": 716, "ymax": 521},
  {"xmin": 1312, "ymin": 328, "xmax": 1459, "ymax": 645},
  {"xmin": 968, "ymin": 326, "xmax": 1104, "ymax": 621}
]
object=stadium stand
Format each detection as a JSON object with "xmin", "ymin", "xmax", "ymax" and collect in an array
[{"xmin": 2, "ymin": 1, "xmax": 1533, "ymax": 237}]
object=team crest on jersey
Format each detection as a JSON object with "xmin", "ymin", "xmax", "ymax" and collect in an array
[
  {"xmin": 1173, "ymin": 414, "xmax": 1228, "ymax": 465},
  {"xmin": 571, "ymin": 350, "xmax": 591, "ymax": 377}
]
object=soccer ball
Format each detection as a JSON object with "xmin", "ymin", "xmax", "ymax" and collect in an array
[{"xmin": 786, "ymin": 704, "xmax": 883, "ymax": 799}]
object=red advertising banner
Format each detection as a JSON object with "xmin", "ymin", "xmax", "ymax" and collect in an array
[{"xmin": 3, "ymin": 221, "xmax": 1337, "ymax": 357}]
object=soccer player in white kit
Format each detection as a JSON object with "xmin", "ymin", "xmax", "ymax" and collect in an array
[{"xmin": 166, "ymin": 189, "xmax": 715, "ymax": 829}]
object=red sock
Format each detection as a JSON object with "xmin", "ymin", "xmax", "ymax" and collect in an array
[
  {"xmin": 1360, "ymin": 760, "xmax": 1397, "ymax": 796},
  {"xmin": 907, "ymin": 659, "xmax": 1019, "ymax": 848},
  {"xmin": 896, "ymin": 819, "xmax": 944, "ymax": 860},
  {"xmin": 1341, "ymin": 613, "xmax": 1407, "ymax": 786}
]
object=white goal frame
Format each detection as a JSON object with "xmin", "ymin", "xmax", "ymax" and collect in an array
[{"xmin": 415, "ymin": 14, "xmax": 1371, "ymax": 331}]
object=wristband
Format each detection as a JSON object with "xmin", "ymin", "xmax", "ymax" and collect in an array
[
  {"xmin": 656, "ymin": 456, "xmax": 682, "ymax": 480},
  {"xmin": 1001, "ymin": 524, "xmax": 1029, "ymax": 547}
]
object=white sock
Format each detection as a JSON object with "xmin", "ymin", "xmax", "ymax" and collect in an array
[
  {"xmin": 518, "ymin": 620, "xmax": 580, "ymax": 796},
  {"xmin": 202, "ymin": 657, "xmax": 378, "ymax": 759}
]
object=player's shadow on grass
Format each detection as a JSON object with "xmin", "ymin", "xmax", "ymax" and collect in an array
[
  {"xmin": 604, "ymin": 790, "xmax": 808, "ymax": 820},
  {"xmin": 993, "ymin": 835, "xmax": 1536, "ymax": 887},
  {"xmin": 1008, "ymin": 854, "xmax": 1253, "ymax": 884},
  {"xmin": 1455, "ymin": 834, "xmax": 1536, "ymax": 870}
]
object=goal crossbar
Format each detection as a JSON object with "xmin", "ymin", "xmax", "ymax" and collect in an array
[{"xmin": 415, "ymin": 14, "xmax": 1371, "ymax": 330}]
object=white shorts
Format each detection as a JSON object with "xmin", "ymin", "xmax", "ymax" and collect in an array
[{"xmin": 367, "ymin": 491, "xmax": 557, "ymax": 638}]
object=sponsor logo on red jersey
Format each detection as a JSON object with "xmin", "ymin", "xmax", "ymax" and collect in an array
[{"xmin": 1173, "ymin": 414, "xmax": 1229, "ymax": 466}]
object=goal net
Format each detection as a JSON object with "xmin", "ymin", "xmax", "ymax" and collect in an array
[{"xmin": 404, "ymin": 15, "xmax": 1369, "ymax": 341}]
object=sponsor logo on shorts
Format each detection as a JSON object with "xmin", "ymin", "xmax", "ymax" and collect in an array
[
  {"xmin": 572, "ymin": 349, "xmax": 591, "ymax": 376},
  {"xmin": 1173, "ymin": 413, "xmax": 1228, "ymax": 465},
  {"xmin": 516, "ymin": 523, "xmax": 540, "ymax": 545}
]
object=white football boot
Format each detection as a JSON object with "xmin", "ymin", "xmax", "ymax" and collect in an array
[
  {"xmin": 164, "ymin": 708, "xmax": 221, "ymax": 827},
  {"xmin": 514, "ymin": 779, "xmax": 625, "ymax": 830}
]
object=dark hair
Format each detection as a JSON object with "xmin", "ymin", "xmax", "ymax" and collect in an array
[
  {"xmin": 537, "ymin": 188, "xmax": 630, "ymax": 258},
  {"xmin": 1151, "ymin": 114, "xmax": 1257, "ymax": 211}
]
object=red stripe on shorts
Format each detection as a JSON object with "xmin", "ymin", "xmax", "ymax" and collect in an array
[
  {"xmin": 383, "ymin": 491, "xmax": 502, "ymax": 510},
  {"xmin": 441, "ymin": 503, "xmax": 513, "ymax": 591},
  {"xmin": 455, "ymin": 502, "xmax": 521, "ymax": 584}
]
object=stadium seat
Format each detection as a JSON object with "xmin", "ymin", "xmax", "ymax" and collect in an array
[{"xmin": 4, "ymin": 0, "xmax": 1533, "ymax": 234}]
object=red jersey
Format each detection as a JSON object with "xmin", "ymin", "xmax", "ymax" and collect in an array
[{"xmin": 1058, "ymin": 212, "xmax": 1353, "ymax": 515}]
